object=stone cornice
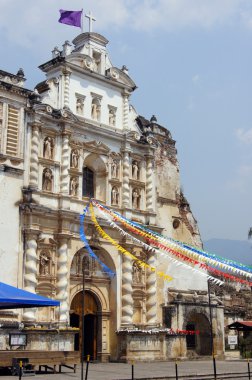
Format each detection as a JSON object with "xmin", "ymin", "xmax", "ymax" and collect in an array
[
  {"xmin": 0, "ymin": 164, "xmax": 24, "ymax": 176},
  {"xmin": 0, "ymin": 80, "xmax": 32, "ymax": 97},
  {"xmin": 157, "ymin": 196, "xmax": 178, "ymax": 206}
]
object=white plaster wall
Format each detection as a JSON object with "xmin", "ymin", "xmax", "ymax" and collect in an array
[
  {"xmin": 157, "ymin": 205, "xmax": 208, "ymax": 291},
  {"xmin": 0, "ymin": 172, "xmax": 22, "ymax": 286}
]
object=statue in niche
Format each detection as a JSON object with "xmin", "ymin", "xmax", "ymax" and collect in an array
[
  {"xmin": 43, "ymin": 136, "xmax": 54, "ymax": 160},
  {"xmin": 111, "ymin": 160, "xmax": 118, "ymax": 178},
  {"xmin": 39, "ymin": 252, "xmax": 50, "ymax": 275},
  {"xmin": 133, "ymin": 262, "xmax": 142, "ymax": 283},
  {"xmin": 109, "ymin": 109, "xmax": 116, "ymax": 126},
  {"xmin": 91, "ymin": 101, "xmax": 100, "ymax": 121},
  {"xmin": 71, "ymin": 149, "xmax": 79, "ymax": 168},
  {"xmin": 70, "ymin": 177, "xmax": 79, "ymax": 196},
  {"xmin": 132, "ymin": 188, "xmax": 140, "ymax": 209},
  {"xmin": 42, "ymin": 168, "xmax": 53, "ymax": 191},
  {"xmin": 76, "ymin": 98, "xmax": 84, "ymax": 115},
  {"xmin": 93, "ymin": 56, "xmax": 101, "ymax": 72},
  {"xmin": 132, "ymin": 161, "xmax": 139, "ymax": 180},
  {"xmin": 111, "ymin": 186, "xmax": 119, "ymax": 205}
]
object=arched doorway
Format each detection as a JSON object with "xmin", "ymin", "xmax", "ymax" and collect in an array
[
  {"xmin": 70, "ymin": 290, "xmax": 100, "ymax": 360},
  {"xmin": 185, "ymin": 312, "xmax": 211, "ymax": 355},
  {"xmin": 70, "ymin": 246, "xmax": 117, "ymax": 361}
]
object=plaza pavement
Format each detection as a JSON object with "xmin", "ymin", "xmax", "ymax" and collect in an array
[{"xmin": 1, "ymin": 359, "xmax": 252, "ymax": 380}]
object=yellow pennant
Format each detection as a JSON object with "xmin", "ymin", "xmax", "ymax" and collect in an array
[{"xmin": 89, "ymin": 204, "xmax": 173, "ymax": 282}]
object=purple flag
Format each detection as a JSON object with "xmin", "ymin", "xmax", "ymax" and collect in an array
[{"xmin": 58, "ymin": 9, "xmax": 82, "ymax": 28}]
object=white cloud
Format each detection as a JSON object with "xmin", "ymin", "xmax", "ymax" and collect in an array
[{"xmin": 235, "ymin": 128, "xmax": 252, "ymax": 144}]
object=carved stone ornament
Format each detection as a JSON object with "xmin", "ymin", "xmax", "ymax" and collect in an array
[
  {"xmin": 84, "ymin": 140, "xmax": 110, "ymax": 155},
  {"xmin": 39, "ymin": 251, "xmax": 50, "ymax": 276},
  {"xmin": 43, "ymin": 136, "xmax": 54, "ymax": 160},
  {"xmin": 111, "ymin": 186, "xmax": 119, "ymax": 205},
  {"xmin": 132, "ymin": 161, "xmax": 139, "ymax": 180},
  {"xmin": 42, "ymin": 168, "xmax": 53, "ymax": 191},
  {"xmin": 91, "ymin": 99, "xmax": 101, "ymax": 121},
  {"xmin": 69, "ymin": 176, "xmax": 79, "ymax": 196},
  {"xmin": 107, "ymin": 68, "xmax": 119, "ymax": 80},
  {"xmin": 127, "ymin": 131, "xmax": 141, "ymax": 141},
  {"xmin": 83, "ymin": 56, "xmax": 94, "ymax": 70},
  {"xmin": 111, "ymin": 160, "xmax": 119, "ymax": 178},
  {"xmin": 71, "ymin": 149, "xmax": 79, "ymax": 168},
  {"xmin": 132, "ymin": 188, "xmax": 140, "ymax": 209},
  {"xmin": 31, "ymin": 103, "xmax": 51, "ymax": 113}
]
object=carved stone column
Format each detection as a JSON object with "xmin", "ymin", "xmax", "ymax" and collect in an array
[
  {"xmin": 23, "ymin": 231, "xmax": 39, "ymax": 321},
  {"xmin": 56, "ymin": 236, "xmax": 69, "ymax": 323},
  {"xmin": 146, "ymin": 252, "xmax": 157, "ymax": 325},
  {"xmin": 63, "ymin": 69, "xmax": 71, "ymax": 108},
  {"xmin": 29, "ymin": 123, "xmax": 40, "ymax": 189},
  {"xmin": 123, "ymin": 92, "xmax": 129, "ymax": 130},
  {"xmin": 121, "ymin": 254, "xmax": 133, "ymax": 325},
  {"xmin": 146, "ymin": 155, "xmax": 154, "ymax": 211},
  {"xmin": 60, "ymin": 131, "xmax": 70, "ymax": 194},
  {"xmin": 122, "ymin": 150, "xmax": 130, "ymax": 208}
]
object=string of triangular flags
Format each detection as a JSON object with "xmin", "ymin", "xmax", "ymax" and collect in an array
[{"xmin": 80, "ymin": 199, "xmax": 252, "ymax": 286}]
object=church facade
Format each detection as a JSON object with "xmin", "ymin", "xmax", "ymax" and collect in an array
[{"xmin": 0, "ymin": 31, "xmax": 225, "ymax": 361}]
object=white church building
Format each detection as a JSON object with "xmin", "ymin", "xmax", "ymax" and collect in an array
[{"xmin": 0, "ymin": 27, "xmax": 225, "ymax": 361}]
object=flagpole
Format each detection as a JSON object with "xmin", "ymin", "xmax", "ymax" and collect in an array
[{"xmin": 81, "ymin": 8, "xmax": 84, "ymax": 32}]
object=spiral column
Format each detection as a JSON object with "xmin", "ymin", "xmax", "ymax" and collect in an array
[
  {"xmin": 29, "ymin": 124, "xmax": 40, "ymax": 188},
  {"xmin": 121, "ymin": 254, "xmax": 133, "ymax": 325},
  {"xmin": 23, "ymin": 232, "xmax": 38, "ymax": 321},
  {"xmin": 146, "ymin": 156, "xmax": 154, "ymax": 211},
  {"xmin": 63, "ymin": 70, "xmax": 71, "ymax": 108},
  {"xmin": 146, "ymin": 252, "xmax": 157, "ymax": 325},
  {"xmin": 122, "ymin": 150, "xmax": 130, "ymax": 208},
  {"xmin": 123, "ymin": 93, "xmax": 129, "ymax": 130},
  {"xmin": 56, "ymin": 236, "xmax": 69, "ymax": 323},
  {"xmin": 60, "ymin": 131, "xmax": 70, "ymax": 194}
]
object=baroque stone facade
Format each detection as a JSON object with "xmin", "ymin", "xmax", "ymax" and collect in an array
[{"xmin": 0, "ymin": 31, "xmax": 225, "ymax": 361}]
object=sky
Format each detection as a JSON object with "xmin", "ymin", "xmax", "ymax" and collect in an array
[{"xmin": 1, "ymin": 0, "xmax": 252, "ymax": 242}]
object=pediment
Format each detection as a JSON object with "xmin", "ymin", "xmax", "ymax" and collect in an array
[
  {"xmin": 83, "ymin": 140, "xmax": 110, "ymax": 155},
  {"xmin": 106, "ymin": 67, "xmax": 136, "ymax": 90},
  {"xmin": 32, "ymin": 103, "xmax": 79, "ymax": 123}
]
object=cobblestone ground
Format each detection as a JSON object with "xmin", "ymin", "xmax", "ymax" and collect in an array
[{"xmin": 0, "ymin": 360, "xmax": 252, "ymax": 379}]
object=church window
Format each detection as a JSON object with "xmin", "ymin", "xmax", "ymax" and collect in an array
[
  {"xmin": 83, "ymin": 167, "xmax": 94, "ymax": 197},
  {"xmin": 6, "ymin": 105, "xmax": 19, "ymax": 157},
  {"xmin": 173, "ymin": 219, "xmax": 180, "ymax": 229}
]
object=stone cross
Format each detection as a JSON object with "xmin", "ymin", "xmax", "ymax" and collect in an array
[{"xmin": 85, "ymin": 11, "xmax": 96, "ymax": 33}]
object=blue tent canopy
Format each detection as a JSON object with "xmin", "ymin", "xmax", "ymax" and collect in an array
[{"xmin": 0, "ymin": 282, "xmax": 60, "ymax": 309}]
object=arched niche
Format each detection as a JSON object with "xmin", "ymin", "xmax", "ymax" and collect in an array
[
  {"xmin": 83, "ymin": 153, "xmax": 107, "ymax": 201},
  {"xmin": 183, "ymin": 310, "xmax": 211, "ymax": 356}
]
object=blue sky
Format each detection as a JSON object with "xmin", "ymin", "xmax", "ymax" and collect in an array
[{"xmin": 1, "ymin": 0, "xmax": 252, "ymax": 241}]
